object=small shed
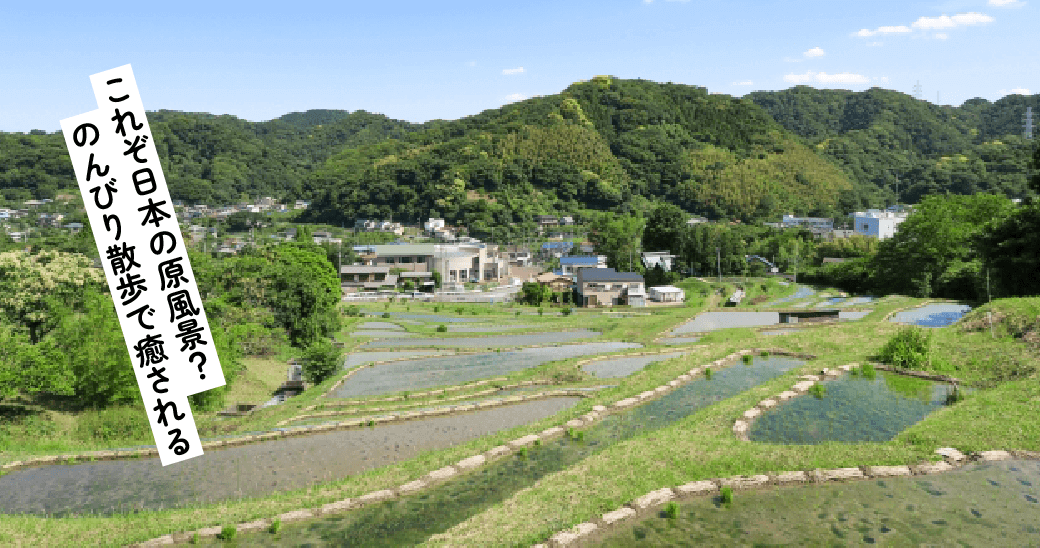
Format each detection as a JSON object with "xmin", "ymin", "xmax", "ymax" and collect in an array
[{"xmin": 649, "ymin": 286, "xmax": 685, "ymax": 303}]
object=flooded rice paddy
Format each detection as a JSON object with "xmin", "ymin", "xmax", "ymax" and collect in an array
[
  {"xmin": 599, "ymin": 459, "xmax": 1040, "ymax": 546},
  {"xmin": 0, "ymin": 398, "xmax": 580, "ymax": 516},
  {"xmin": 659, "ymin": 336, "xmax": 702, "ymax": 344},
  {"xmin": 767, "ymin": 285, "xmax": 816, "ymax": 306},
  {"xmin": 360, "ymin": 311, "xmax": 483, "ymax": 323},
  {"xmin": 343, "ymin": 351, "xmax": 450, "ymax": 369},
  {"xmin": 581, "ymin": 352, "xmax": 689, "ymax": 378},
  {"xmin": 356, "ymin": 322, "xmax": 405, "ymax": 330},
  {"xmin": 447, "ymin": 324, "xmax": 538, "ymax": 332},
  {"xmin": 750, "ymin": 371, "xmax": 958, "ymax": 444},
  {"xmin": 331, "ymin": 342, "xmax": 642, "ymax": 398},
  {"xmin": 206, "ymin": 356, "xmax": 804, "ymax": 546},
  {"xmin": 889, "ymin": 303, "xmax": 972, "ymax": 328},
  {"xmin": 360, "ymin": 329, "xmax": 600, "ymax": 349},
  {"xmin": 672, "ymin": 311, "xmax": 782, "ymax": 333},
  {"xmin": 350, "ymin": 330, "xmax": 417, "ymax": 338}
]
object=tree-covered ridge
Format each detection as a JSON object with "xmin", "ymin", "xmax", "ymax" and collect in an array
[
  {"xmin": 303, "ymin": 77, "xmax": 858, "ymax": 229},
  {"xmin": 0, "ymin": 109, "xmax": 419, "ymax": 204},
  {"xmin": 747, "ymin": 86, "xmax": 1039, "ymax": 205}
]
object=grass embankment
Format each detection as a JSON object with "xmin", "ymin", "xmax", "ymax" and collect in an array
[{"xmin": 425, "ymin": 297, "xmax": 1040, "ymax": 547}]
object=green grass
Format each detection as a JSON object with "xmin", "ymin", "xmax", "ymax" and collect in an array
[{"xmin": 3, "ymin": 286, "xmax": 1037, "ymax": 548}]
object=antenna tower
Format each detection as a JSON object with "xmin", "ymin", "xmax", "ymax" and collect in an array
[
  {"xmin": 912, "ymin": 81, "xmax": 922, "ymax": 100},
  {"xmin": 1025, "ymin": 106, "xmax": 1034, "ymax": 140}
]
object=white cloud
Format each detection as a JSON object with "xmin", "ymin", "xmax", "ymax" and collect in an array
[
  {"xmin": 504, "ymin": 93, "xmax": 527, "ymax": 102},
  {"xmin": 502, "ymin": 67, "xmax": 524, "ymax": 76},
  {"xmin": 1009, "ymin": 88, "xmax": 1032, "ymax": 95},
  {"xmin": 911, "ymin": 12, "xmax": 995, "ymax": 30},
  {"xmin": 784, "ymin": 71, "xmax": 871, "ymax": 85},
  {"xmin": 732, "ymin": 80, "xmax": 754, "ymax": 86},
  {"xmin": 852, "ymin": 25, "xmax": 912, "ymax": 37},
  {"xmin": 988, "ymin": 0, "xmax": 1025, "ymax": 7},
  {"xmin": 935, "ymin": 32, "xmax": 949, "ymax": 39},
  {"xmin": 803, "ymin": 47, "xmax": 825, "ymax": 58}
]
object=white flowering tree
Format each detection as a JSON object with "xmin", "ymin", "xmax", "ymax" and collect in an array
[{"xmin": 0, "ymin": 250, "xmax": 106, "ymax": 344}]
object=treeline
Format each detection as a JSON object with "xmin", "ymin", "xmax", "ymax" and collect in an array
[
  {"xmin": 0, "ymin": 242, "xmax": 342, "ymax": 410},
  {"xmin": 0, "ymin": 109, "xmax": 419, "ymax": 204},
  {"xmin": 800, "ymin": 155, "xmax": 1040, "ymax": 301}
]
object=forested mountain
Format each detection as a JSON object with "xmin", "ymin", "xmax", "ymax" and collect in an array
[
  {"xmin": 747, "ymin": 86, "xmax": 1038, "ymax": 204},
  {"xmin": 0, "ymin": 110, "xmax": 419, "ymax": 204},
  {"xmin": 1, "ymin": 78, "xmax": 1036, "ymax": 229},
  {"xmin": 302, "ymin": 76, "xmax": 858, "ymax": 230}
]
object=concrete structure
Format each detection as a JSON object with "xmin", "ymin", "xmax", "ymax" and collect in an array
[
  {"xmin": 781, "ymin": 215, "xmax": 833, "ymax": 231},
  {"xmin": 850, "ymin": 208, "xmax": 911, "ymax": 240},
  {"xmin": 576, "ymin": 268, "xmax": 645, "ymax": 307},
  {"xmin": 642, "ymin": 251, "xmax": 676, "ymax": 272},
  {"xmin": 649, "ymin": 286, "xmax": 685, "ymax": 303},
  {"xmin": 353, "ymin": 243, "xmax": 508, "ymax": 284}
]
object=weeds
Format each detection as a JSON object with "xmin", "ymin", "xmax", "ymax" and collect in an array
[
  {"xmin": 436, "ymin": 324, "xmax": 448, "ymax": 333},
  {"xmin": 217, "ymin": 525, "xmax": 237, "ymax": 540},
  {"xmin": 860, "ymin": 362, "xmax": 876, "ymax": 379},
  {"xmin": 704, "ymin": 367, "xmax": 712, "ymax": 379},
  {"xmin": 741, "ymin": 354, "xmax": 753, "ymax": 365},
  {"xmin": 876, "ymin": 326, "xmax": 932, "ymax": 370},
  {"xmin": 720, "ymin": 486, "xmax": 734, "ymax": 507},
  {"xmin": 269, "ymin": 519, "xmax": 282, "ymax": 534},
  {"xmin": 664, "ymin": 501, "xmax": 680, "ymax": 519},
  {"xmin": 808, "ymin": 383, "xmax": 827, "ymax": 399}
]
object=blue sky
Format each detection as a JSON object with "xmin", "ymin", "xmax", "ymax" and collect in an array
[{"xmin": 3, "ymin": 0, "xmax": 1036, "ymax": 133}]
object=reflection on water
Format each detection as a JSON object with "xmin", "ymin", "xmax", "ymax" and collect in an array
[
  {"xmin": 361, "ymin": 329, "xmax": 600, "ymax": 349},
  {"xmin": 672, "ymin": 312, "xmax": 781, "ymax": 333},
  {"xmin": 582, "ymin": 352, "xmax": 688, "ymax": 378},
  {"xmin": 208, "ymin": 356, "xmax": 804, "ymax": 547},
  {"xmin": 889, "ymin": 304, "xmax": 972, "ymax": 328},
  {"xmin": 600, "ymin": 459, "xmax": 1040, "ymax": 547},
  {"xmin": 749, "ymin": 371, "xmax": 957, "ymax": 444},
  {"xmin": 333, "ymin": 342, "xmax": 641, "ymax": 398},
  {"xmin": 0, "ymin": 399, "xmax": 581, "ymax": 517}
]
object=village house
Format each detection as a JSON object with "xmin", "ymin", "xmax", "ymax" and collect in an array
[
  {"xmin": 641, "ymin": 251, "xmax": 676, "ymax": 272},
  {"xmin": 648, "ymin": 285, "xmax": 685, "ymax": 303},
  {"xmin": 851, "ymin": 206, "xmax": 912, "ymax": 240},
  {"xmin": 559, "ymin": 256, "xmax": 607, "ymax": 276},
  {"xmin": 535, "ymin": 272, "xmax": 574, "ymax": 293},
  {"xmin": 576, "ymin": 268, "xmax": 646, "ymax": 308},
  {"xmin": 352, "ymin": 243, "xmax": 508, "ymax": 284}
]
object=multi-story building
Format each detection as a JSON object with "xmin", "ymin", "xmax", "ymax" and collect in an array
[{"xmin": 850, "ymin": 207, "xmax": 912, "ymax": 240}]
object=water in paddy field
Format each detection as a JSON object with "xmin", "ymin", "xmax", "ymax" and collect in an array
[
  {"xmin": 0, "ymin": 399, "xmax": 580, "ymax": 517},
  {"xmin": 356, "ymin": 322, "xmax": 405, "ymax": 330},
  {"xmin": 342, "ymin": 351, "xmax": 450, "ymax": 369},
  {"xmin": 672, "ymin": 311, "xmax": 781, "ymax": 334},
  {"xmin": 749, "ymin": 371, "xmax": 959, "ymax": 445},
  {"xmin": 360, "ymin": 311, "xmax": 484, "ymax": 323},
  {"xmin": 767, "ymin": 285, "xmax": 817, "ymax": 306},
  {"xmin": 360, "ymin": 329, "xmax": 600, "ymax": 349},
  {"xmin": 839, "ymin": 310, "xmax": 871, "ymax": 321},
  {"xmin": 581, "ymin": 352, "xmax": 690, "ymax": 378},
  {"xmin": 659, "ymin": 336, "xmax": 702, "ymax": 344},
  {"xmin": 331, "ymin": 342, "xmax": 642, "ymax": 398},
  {"xmin": 447, "ymin": 324, "xmax": 538, "ymax": 332},
  {"xmin": 215, "ymin": 355, "xmax": 804, "ymax": 547},
  {"xmin": 889, "ymin": 304, "xmax": 972, "ymax": 328},
  {"xmin": 350, "ymin": 330, "xmax": 418, "ymax": 338},
  {"xmin": 599, "ymin": 459, "xmax": 1040, "ymax": 546}
]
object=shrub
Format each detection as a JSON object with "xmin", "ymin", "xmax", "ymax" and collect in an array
[
  {"xmin": 269, "ymin": 519, "xmax": 282, "ymax": 534},
  {"xmin": 704, "ymin": 367, "xmax": 712, "ymax": 379},
  {"xmin": 217, "ymin": 525, "xmax": 237, "ymax": 540},
  {"xmin": 860, "ymin": 362, "xmax": 877, "ymax": 379},
  {"xmin": 537, "ymin": 307, "xmax": 544, "ymax": 316},
  {"xmin": 436, "ymin": 324, "xmax": 448, "ymax": 333},
  {"xmin": 456, "ymin": 306, "xmax": 465, "ymax": 315},
  {"xmin": 720, "ymin": 486, "xmax": 734, "ymax": 507},
  {"xmin": 760, "ymin": 351, "xmax": 770, "ymax": 357},
  {"xmin": 876, "ymin": 327, "xmax": 932, "ymax": 370},
  {"xmin": 382, "ymin": 312, "xmax": 391, "ymax": 318},
  {"xmin": 808, "ymin": 383, "xmax": 827, "ymax": 399},
  {"xmin": 741, "ymin": 354, "xmax": 752, "ymax": 365},
  {"xmin": 562, "ymin": 307, "xmax": 573, "ymax": 316},
  {"xmin": 300, "ymin": 339, "xmax": 344, "ymax": 385},
  {"xmin": 664, "ymin": 501, "xmax": 680, "ymax": 519},
  {"xmin": 344, "ymin": 305, "xmax": 362, "ymax": 317}
]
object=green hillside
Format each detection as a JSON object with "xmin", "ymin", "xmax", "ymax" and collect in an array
[{"xmin": 747, "ymin": 86, "xmax": 1038, "ymax": 204}]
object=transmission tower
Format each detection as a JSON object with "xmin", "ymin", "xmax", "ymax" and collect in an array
[
  {"xmin": 912, "ymin": 81, "xmax": 922, "ymax": 100},
  {"xmin": 1025, "ymin": 106, "xmax": 1034, "ymax": 140}
]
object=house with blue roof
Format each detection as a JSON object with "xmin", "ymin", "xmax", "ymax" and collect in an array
[
  {"xmin": 559, "ymin": 255, "xmax": 607, "ymax": 276},
  {"xmin": 540, "ymin": 241, "xmax": 574, "ymax": 259}
]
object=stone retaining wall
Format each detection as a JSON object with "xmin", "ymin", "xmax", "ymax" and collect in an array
[
  {"xmin": 533, "ymin": 448, "xmax": 1038, "ymax": 547},
  {"xmin": 126, "ymin": 346, "xmax": 814, "ymax": 548}
]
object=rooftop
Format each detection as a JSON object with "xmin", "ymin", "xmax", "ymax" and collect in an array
[{"xmin": 578, "ymin": 267, "xmax": 644, "ymax": 284}]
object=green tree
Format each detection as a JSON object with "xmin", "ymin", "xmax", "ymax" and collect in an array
[
  {"xmin": 300, "ymin": 338, "xmax": 344, "ymax": 385},
  {"xmin": 976, "ymin": 203, "xmax": 1040, "ymax": 298},
  {"xmin": 643, "ymin": 202, "xmax": 686, "ymax": 253},
  {"xmin": 0, "ymin": 250, "xmax": 106, "ymax": 343},
  {"xmin": 587, "ymin": 212, "xmax": 646, "ymax": 272},
  {"xmin": 263, "ymin": 243, "xmax": 342, "ymax": 347}
]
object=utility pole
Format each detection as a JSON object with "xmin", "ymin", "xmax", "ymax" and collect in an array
[
  {"xmin": 716, "ymin": 246, "xmax": 721, "ymax": 284},
  {"xmin": 794, "ymin": 239, "xmax": 799, "ymax": 284}
]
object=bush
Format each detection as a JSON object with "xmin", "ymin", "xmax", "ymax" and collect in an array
[
  {"xmin": 562, "ymin": 307, "xmax": 573, "ymax": 316},
  {"xmin": 269, "ymin": 519, "xmax": 282, "ymax": 534},
  {"xmin": 538, "ymin": 307, "xmax": 544, "ymax": 316},
  {"xmin": 664, "ymin": 501, "xmax": 680, "ymax": 519},
  {"xmin": 808, "ymin": 383, "xmax": 827, "ymax": 399},
  {"xmin": 436, "ymin": 324, "xmax": 448, "ymax": 333},
  {"xmin": 217, "ymin": 525, "xmax": 237, "ymax": 540},
  {"xmin": 720, "ymin": 486, "xmax": 734, "ymax": 507},
  {"xmin": 344, "ymin": 305, "xmax": 362, "ymax": 317},
  {"xmin": 300, "ymin": 338, "xmax": 344, "ymax": 385},
  {"xmin": 74, "ymin": 405, "xmax": 150, "ymax": 444},
  {"xmin": 382, "ymin": 312, "xmax": 391, "ymax": 318},
  {"xmin": 876, "ymin": 327, "xmax": 932, "ymax": 370}
]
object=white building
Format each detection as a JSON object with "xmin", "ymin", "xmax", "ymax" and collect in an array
[
  {"xmin": 649, "ymin": 286, "xmax": 685, "ymax": 303},
  {"xmin": 850, "ymin": 208, "xmax": 911, "ymax": 240}
]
